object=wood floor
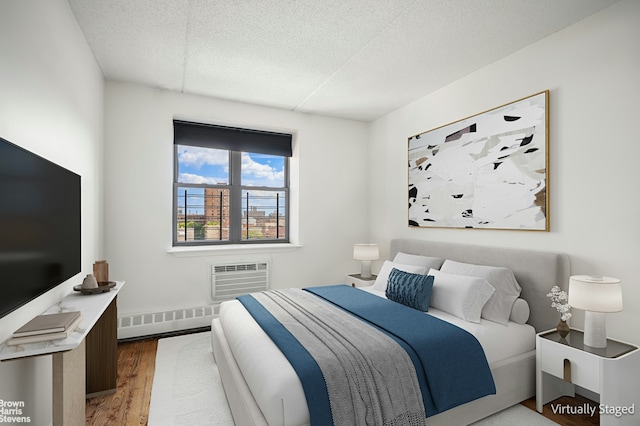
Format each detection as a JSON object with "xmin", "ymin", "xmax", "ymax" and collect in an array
[
  {"xmin": 86, "ymin": 337, "xmax": 599, "ymax": 425},
  {"xmin": 85, "ymin": 338, "xmax": 158, "ymax": 426},
  {"xmin": 522, "ymin": 394, "xmax": 599, "ymax": 426}
]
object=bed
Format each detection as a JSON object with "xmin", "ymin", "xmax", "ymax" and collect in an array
[{"xmin": 211, "ymin": 239, "xmax": 570, "ymax": 425}]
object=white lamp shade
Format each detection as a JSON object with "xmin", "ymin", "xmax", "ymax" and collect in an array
[
  {"xmin": 353, "ymin": 244, "xmax": 379, "ymax": 261},
  {"xmin": 568, "ymin": 275, "xmax": 622, "ymax": 313}
]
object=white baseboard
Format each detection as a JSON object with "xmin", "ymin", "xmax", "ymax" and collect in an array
[{"xmin": 117, "ymin": 305, "xmax": 217, "ymax": 339}]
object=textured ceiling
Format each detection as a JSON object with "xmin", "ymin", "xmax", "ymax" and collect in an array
[{"xmin": 68, "ymin": 0, "xmax": 619, "ymax": 122}]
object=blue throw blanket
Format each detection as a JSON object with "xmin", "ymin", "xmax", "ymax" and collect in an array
[{"xmin": 237, "ymin": 285, "xmax": 495, "ymax": 423}]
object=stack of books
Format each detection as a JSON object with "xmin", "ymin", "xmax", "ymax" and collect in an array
[{"xmin": 8, "ymin": 311, "xmax": 82, "ymax": 346}]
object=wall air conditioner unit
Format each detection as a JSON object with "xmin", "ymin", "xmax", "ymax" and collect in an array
[{"xmin": 211, "ymin": 261, "xmax": 269, "ymax": 302}]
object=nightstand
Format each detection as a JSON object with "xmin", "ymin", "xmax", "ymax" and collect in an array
[
  {"xmin": 536, "ymin": 328, "xmax": 640, "ymax": 425},
  {"xmin": 345, "ymin": 273, "xmax": 377, "ymax": 287}
]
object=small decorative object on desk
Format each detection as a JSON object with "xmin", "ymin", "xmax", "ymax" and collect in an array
[
  {"xmin": 547, "ymin": 285, "xmax": 572, "ymax": 338},
  {"xmin": 93, "ymin": 260, "xmax": 109, "ymax": 285},
  {"xmin": 74, "ymin": 281, "xmax": 116, "ymax": 295},
  {"xmin": 82, "ymin": 274, "xmax": 98, "ymax": 289},
  {"xmin": 74, "ymin": 274, "xmax": 116, "ymax": 295}
]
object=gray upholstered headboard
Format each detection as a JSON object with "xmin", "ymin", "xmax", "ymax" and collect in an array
[{"xmin": 390, "ymin": 239, "xmax": 570, "ymax": 333}]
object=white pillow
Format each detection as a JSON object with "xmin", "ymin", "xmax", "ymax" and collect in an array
[
  {"xmin": 440, "ymin": 260, "xmax": 522, "ymax": 326},
  {"xmin": 372, "ymin": 261, "xmax": 427, "ymax": 292},
  {"xmin": 393, "ymin": 252, "xmax": 444, "ymax": 270},
  {"xmin": 429, "ymin": 269, "xmax": 495, "ymax": 323},
  {"xmin": 509, "ymin": 298, "xmax": 530, "ymax": 324}
]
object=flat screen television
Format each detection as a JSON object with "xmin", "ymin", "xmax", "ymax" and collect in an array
[{"xmin": 0, "ymin": 136, "xmax": 81, "ymax": 319}]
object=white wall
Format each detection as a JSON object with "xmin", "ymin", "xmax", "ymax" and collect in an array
[
  {"xmin": 0, "ymin": 0, "xmax": 104, "ymax": 423},
  {"xmin": 104, "ymin": 83, "xmax": 369, "ymax": 324},
  {"xmin": 368, "ymin": 0, "xmax": 640, "ymax": 344}
]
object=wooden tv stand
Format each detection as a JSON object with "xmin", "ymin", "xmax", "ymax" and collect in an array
[
  {"xmin": 0, "ymin": 281, "xmax": 124, "ymax": 426},
  {"xmin": 85, "ymin": 295, "xmax": 118, "ymax": 397}
]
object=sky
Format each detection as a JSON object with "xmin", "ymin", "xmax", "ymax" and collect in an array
[
  {"xmin": 176, "ymin": 145, "xmax": 286, "ymax": 215},
  {"xmin": 176, "ymin": 145, "xmax": 284, "ymax": 187}
]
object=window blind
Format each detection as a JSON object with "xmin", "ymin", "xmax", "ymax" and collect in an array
[{"xmin": 173, "ymin": 120, "xmax": 292, "ymax": 157}]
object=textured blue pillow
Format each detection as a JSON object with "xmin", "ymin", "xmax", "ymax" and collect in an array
[{"xmin": 385, "ymin": 268, "xmax": 434, "ymax": 312}]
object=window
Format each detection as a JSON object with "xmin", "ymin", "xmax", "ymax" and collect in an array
[{"xmin": 173, "ymin": 120, "xmax": 292, "ymax": 246}]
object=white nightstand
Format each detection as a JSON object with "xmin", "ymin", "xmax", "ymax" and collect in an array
[
  {"xmin": 536, "ymin": 328, "xmax": 640, "ymax": 425},
  {"xmin": 345, "ymin": 273, "xmax": 377, "ymax": 287}
]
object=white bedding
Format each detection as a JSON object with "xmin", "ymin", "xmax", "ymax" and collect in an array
[
  {"xmin": 218, "ymin": 287, "xmax": 536, "ymax": 426},
  {"xmin": 361, "ymin": 286, "xmax": 536, "ymax": 365}
]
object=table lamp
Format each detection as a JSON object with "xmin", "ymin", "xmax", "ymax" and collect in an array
[
  {"xmin": 568, "ymin": 275, "xmax": 622, "ymax": 348},
  {"xmin": 353, "ymin": 244, "xmax": 379, "ymax": 279}
]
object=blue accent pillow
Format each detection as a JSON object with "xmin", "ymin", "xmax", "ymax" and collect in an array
[{"xmin": 385, "ymin": 268, "xmax": 434, "ymax": 312}]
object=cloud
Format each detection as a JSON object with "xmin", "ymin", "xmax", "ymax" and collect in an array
[
  {"xmin": 178, "ymin": 146, "xmax": 228, "ymax": 169},
  {"xmin": 241, "ymin": 153, "xmax": 284, "ymax": 185},
  {"xmin": 178, "ymin": 173, "xmax": 221, "ymax": 185},
  {"xmin": 177, "ymin": 147, "xmax": 284, "ymax": 186}
]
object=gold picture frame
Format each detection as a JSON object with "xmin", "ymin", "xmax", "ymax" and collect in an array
[{"xmin": 408, "ymin": 91, "xmax": 549, "ymax": 231}]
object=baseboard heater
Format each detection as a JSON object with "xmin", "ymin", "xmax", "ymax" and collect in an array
[
  {"xmin": 117, "ymin": 261, "xmax": 269, "ymax": 339},
  {"xmin": 118, "ymin": 306, "xmax": 216, "ymax": 339}
]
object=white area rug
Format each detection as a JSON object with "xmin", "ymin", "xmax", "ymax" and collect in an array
[
  {"xmin": 148, "ymin": 332, "xmax": 234, "ymax": 426},
  {"xmin": 472, "ymin": 404, "xmax": 557, "ymax": 425},
  {"xmin": 149, "ymin": 332, "xmax": 556, "ymax": 426}
]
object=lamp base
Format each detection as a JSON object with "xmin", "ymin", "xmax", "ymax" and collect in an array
[
  {"xmin": 583, "ymin": 311, "xmax": 607, "ymax": 348},
  {"xmin": 360, "ymin": 260, "xmax": 372, "ymax": 279}
]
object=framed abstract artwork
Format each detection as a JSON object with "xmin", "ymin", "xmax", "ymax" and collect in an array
[{"xmin": 408, "ymin": 91, "xmax": 549, "ymax": 231}]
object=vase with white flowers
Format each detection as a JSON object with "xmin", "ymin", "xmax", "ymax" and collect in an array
[{"xmin": 547, "ymin": 285, "xmax": 571, "ymax": 338}]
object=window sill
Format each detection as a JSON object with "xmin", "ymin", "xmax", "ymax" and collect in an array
[{"xmin": 166, "ymin": 243, "xmax": 303, "ymax": 257}]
